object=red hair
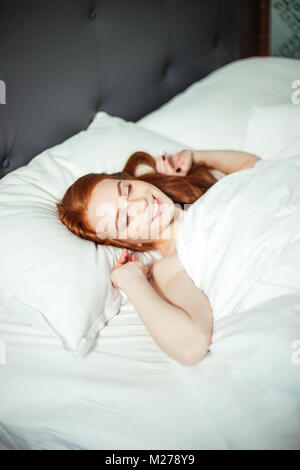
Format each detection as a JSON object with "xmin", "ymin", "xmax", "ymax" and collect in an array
[{"xmin": 56, "ymin": 151, "xmax": 218, "ymax": 252}]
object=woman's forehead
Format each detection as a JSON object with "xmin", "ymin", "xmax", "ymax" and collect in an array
[
  {"xmin": 87, "ymin": 179, "xmax": 119, "ymax": 229},
  {"xmin": 94, "ymin": 178, "xmax": 121, "ymax": 203}
]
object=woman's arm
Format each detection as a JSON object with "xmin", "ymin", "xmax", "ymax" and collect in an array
[
  {"xmin": 152, "ymin": 253, "xmax": 213, "ymax": 353},
  {"xmin": 156, "ymin": 149, "xmax": 261, "ymax": 177},
  {"xmin": 117, "ymin": 258, "xmax": 212, "ymax": 366},
  {"xmin": 192, "ymin": 149, "xmax": 261, "ymax": 175}
]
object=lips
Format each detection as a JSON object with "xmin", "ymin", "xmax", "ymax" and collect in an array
[{"xmin": 151, "ymin": 194, "xmax": 162, "ymax": 221}]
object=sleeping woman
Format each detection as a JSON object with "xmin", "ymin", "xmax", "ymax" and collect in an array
[{"xmin": 56, "ymin": 149, "xmax": 261, "ymax": 366}]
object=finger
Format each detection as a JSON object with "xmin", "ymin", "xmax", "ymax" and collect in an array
[
  {"xmin": 160, "ymin": 154, "xmax": 175, "ymax": 175},
  {"xmin": 157, "ymin": 156, "xmax": 169, "ymax": 175},
  {"xmin": 120, "ymin": 249, "xmax": 128, "ymax": 258},
  {"xmin": 174, "ymin": 164, "xmax": 185, "ymax": 175},
  {"xmin": 169, "ymin": 154, "xmax": 182, "ymax": 169},
  {"xmin": 170, "ymin": 155, "xmax": 187, "ymax": 176},
  {"xmin": 155, "ymin": 156, "xmax": 162, "ymax": 173},
  {"xmin": 177, "ymin": 156, "xmax": 190, "ymax": 171},
  {"xmin": 168, "ymin": 155, "xmax": 182, "ymax": 174},
  {"xmin": 118, "ymin": 249, "xmax": 129, "ymax": 264},
  {"xmin": 156, "ymin": 156, "xmax": 166, "ymax": 174},
  {"xmin": 122, "ymin": 251, "xmax": 130, "ymax": 263},
  {"xmin": 115, "ymin": 261, "xmax": 124, "ymax": 268},
  {"xmin": 157, "ymin": 154, "xmax": 178, "ymax": 176},
  {"xmin": 164, "ymin": 158, "xmax": 176, "ymax": 175},
  {"xmin": 130, "ymin": 253, "xmax": 136, "ymax": 261},
  {"xmin": 176, "ymin": 168, "xmax": 189, "ymax": 176}
]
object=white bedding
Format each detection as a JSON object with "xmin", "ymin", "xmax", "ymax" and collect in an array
[
  {"xmin": 1, "ymin": 294, "xmax": 300, "ymax": 450},
  {"xmin": 1, "ymin": 55, "xmax": 300, "ymax": 449},
  {"xmin": 176, "ymin": 156, "xmax": 300, "ymax": 320},
  {"xmin": 1, "ymin": 157, "xmax": 300, "ymax": 450}
]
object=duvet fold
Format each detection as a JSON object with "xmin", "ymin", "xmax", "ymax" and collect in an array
[{"xmin": 176, "ymin": 155, "xmax": 300, "ymax": 321}]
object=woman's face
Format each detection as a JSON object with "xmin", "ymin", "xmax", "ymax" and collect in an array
[{"xmin": 86, "ymin": 178, "xmax": 176, "ymax": 244}]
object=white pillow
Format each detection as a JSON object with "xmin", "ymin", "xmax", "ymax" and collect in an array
[
  {"xmin": 244, "ymin": 103, "xmax": 300, "ymax": 161},
  {"xmin": 137, "ymin": 57, "xmax": 300, "ymax": 150},
  {"xmin": 0, "ymin": 112, "xmax": 194, "ymax": 357}
]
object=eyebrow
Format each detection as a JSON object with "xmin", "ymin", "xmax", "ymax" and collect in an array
[{"xmin": 115, "ymin": 180, "xmax": 121, "ymax": 233}]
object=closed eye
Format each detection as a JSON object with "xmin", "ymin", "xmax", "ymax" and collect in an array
[
  {"xmin": 121, "ymin": 182, "xmax": 132, "ymax": 228},
  {"xmin": 126, "ymin": 184, "xmax": 132, "ymax": 227},
  {"xmin": 126, "ymin": 183, "xmax": 132, "ymax": 198}
]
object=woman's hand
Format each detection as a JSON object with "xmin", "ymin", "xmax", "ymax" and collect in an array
[
  {"xmin": 155, "ymin": 150, "xmax": 194, "ymax": 177},
  {"xmin": 111, "ymin": 249, "xmax": 151, "ymax": 289}
]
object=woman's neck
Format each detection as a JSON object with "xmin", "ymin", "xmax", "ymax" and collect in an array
[{"xmin": 153, "ymin": 206, "xmax": 185, "ymax": 257}]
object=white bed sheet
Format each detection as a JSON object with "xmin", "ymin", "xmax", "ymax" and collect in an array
[
  {"xmin": 1, "ymin": 161, "xmax": 300, "ymax": 450},
  {"xmin": 1, "ymin": 291, "xmax": 300, "ymax": 450},
  {"xmin": 2, "ymin": 56, "xmax": 300, "ymax": 449}
]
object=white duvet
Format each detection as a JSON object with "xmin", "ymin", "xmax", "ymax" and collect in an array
[
  {"xmin": 2, "ymin": 54, "xmax": 300, "ymax": 450},
  {"xmin": 1, "ymin": 156, "xmax": 300, "ymax": 450},
  {"xmin": 177, "ymin": 156, "xmax": 300, "ymax": 320}
]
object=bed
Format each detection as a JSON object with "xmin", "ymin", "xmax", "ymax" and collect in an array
[{"xmin": 1, "ymin": 0, "xmax": 300, "ymax": 450}]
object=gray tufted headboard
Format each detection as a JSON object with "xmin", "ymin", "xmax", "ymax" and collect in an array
[{"xmin": 0, "ymin": 0, "xmax": 259, "ymax": 179}]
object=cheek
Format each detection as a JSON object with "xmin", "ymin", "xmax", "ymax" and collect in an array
[
  {"xmin": 126, "ymin": 214, "xmax": 150, "ymax": 240},
  {"xmin": 95, "ymin": 214, "xmax": 118, "ymax": 240}
]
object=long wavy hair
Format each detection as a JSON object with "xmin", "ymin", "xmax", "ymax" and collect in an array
[{"xmin": 56, "ymin": 151, "xmax": 218, "ymax": 252}]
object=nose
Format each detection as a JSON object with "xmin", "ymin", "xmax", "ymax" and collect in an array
[{"xmin": 129, "ymin": 196, "xmax": 149, "ymax": 216}]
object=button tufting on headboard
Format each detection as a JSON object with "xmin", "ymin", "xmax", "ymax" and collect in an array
[
  {"xmin": 89, "ymin": 9, "xmax": 97, "ymax": 20},
  {"xmin": 162, "ymin": 60, "xmax": 170, "ymax": 76},
  {"xmin": 0, "ymin": 0, "xmax": 243, "ymax": 179},
  {"xmin": 1, "ymin": 158, "xmax": 10, "ymax": 171},
  {"xmin": 213, "ymin": 32, "xmax": 221, "ymax": 47}
]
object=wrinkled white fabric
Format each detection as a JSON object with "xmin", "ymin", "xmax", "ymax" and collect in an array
[
  {"xmin": 1, "ymin": 159, "xmax": 300, "ymax": 450},
  {"xmin": 176, "ymin": 156, "xmax": 300, "ymax": 321},
  {"xmin": 1, "ymin": 290, "xmax": 300, "ymax": 450}
]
